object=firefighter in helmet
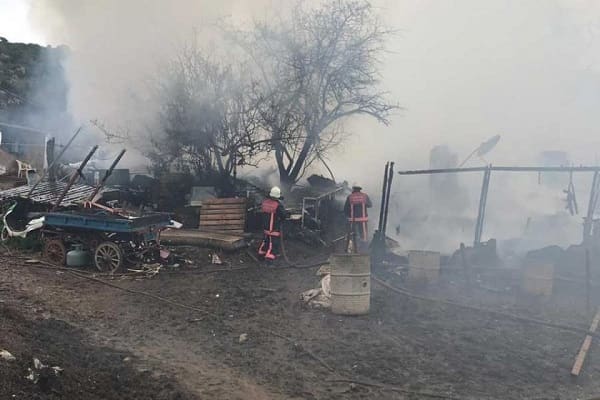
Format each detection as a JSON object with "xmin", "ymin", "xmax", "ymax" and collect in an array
[
  {"xmin": 344, "ymin": 184, "xmax": 372, "ymax": 252},
  {"xmin": 258, "ymin": 186, "xmax": 287, "ymax": 261}
]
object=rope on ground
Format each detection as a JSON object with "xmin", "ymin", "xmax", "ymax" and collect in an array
[
  {"xmin": 266, "ymin": 329, "xmax": 461, "ymax": 400},
  {"xmin": 372, "ymin": 275, "xmax": 593, "ymax": 337},
  {"xmin": 6, "ymin": 255, "xmax": 215, "ymax": 317},
  {"xmin": 326, "ymin": 379, "xmax": 462, "ymax": 400},
  {"xmin": 266, "ymin": 330, "xmax": 335, "ymax": 372},
  {"xmin": 11, "ymin": 253, "xmax": 249, "ymax": 277},
  {"xmin": 279, "ymin": 231, "xmax": 329, "ymax": 269},
  {"xmin": 64, "ymin": 269, "xmax": 216, "ymax": 317},
  {"xmin": 1, "ymin": 243, "xmax": 12, "ymax": 256},
  {"xmin": 11, "ymin": 256, "xmax": 97, "ymax": 275}
]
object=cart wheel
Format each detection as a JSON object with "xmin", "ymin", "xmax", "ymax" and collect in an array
[
  {"xmin": 94, "ymin": 242, "xmax": 123, "ymax": 272},
  {"xmin": 43, "ymin": 239, "xmax": 67, "ymax": 265},
  {"xmin": 1, "ymin": 226, "xmax": 9, "ymax": 242}
]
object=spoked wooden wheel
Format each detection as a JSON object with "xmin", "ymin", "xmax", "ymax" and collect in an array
[
  {"xmin": 94, "ymin": 241, "xmax": 123, "ymax": 272},
  {"xmin": 1, "ymin": 226, "xmax": 9, "ymax": 242},
  {"xmin": 43, "ymin": 239, "xmax": 67, "ymax": 265}
]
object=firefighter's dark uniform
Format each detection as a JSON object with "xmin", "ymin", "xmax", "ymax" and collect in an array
[
  {"xmin": 344, "ymin": 188, "xmax": 372, "ymax": 251},
  {"xmin": 258, "ymin": 196, "xmax": 286, "ymax": 260}
]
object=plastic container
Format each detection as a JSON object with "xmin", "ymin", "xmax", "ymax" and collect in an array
[{"xmin": 330, "ymin": 254, "xmax": 371, "ymax": 315}]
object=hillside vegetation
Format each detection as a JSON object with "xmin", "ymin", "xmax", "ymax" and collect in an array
[{"xmin": 0, "ymin": 36, "xmax": 68, "ymax": 113}]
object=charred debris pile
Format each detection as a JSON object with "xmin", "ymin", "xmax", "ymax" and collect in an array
[{"xmin": 0, "ymin": 128, "xmax": 351, "ymax": 272}]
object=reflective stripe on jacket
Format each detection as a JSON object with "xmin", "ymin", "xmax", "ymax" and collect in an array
[{"xmin": 347, "ymin": 192, "xmax": 369, "ymax": 222}]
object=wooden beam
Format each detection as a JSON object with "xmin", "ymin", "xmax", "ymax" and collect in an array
[
  {"xmin": 200, "ymin": 228, "xmax": 244, "ymax": 234},
  {"xmin": 571, "ymin": 307, "xmax": 600, "ymax": 376},
  {"xmin": 200, "ymin": 225, "xmax": 244, "ymax": 230},
  {"xmin": 200, "ymin": 220, "xmax": 245, "ymax": 227},
  {"xmin": 201, "ymin": 204, "xmax": 247, "ymax": 211},
  {"xmin": 200, "ymin": 215, "xmax": 246, "ymax": 222},
  {"xmin": 160, "ymin": 229, "xmax": 246, "ymax": 251},
  {"xmin": 200, "ymin": 209, "xmax": 246, "ymax": 216},
  {"xmin": 203, "ymin": 198, "xmax": 247, "ymax": 204}
]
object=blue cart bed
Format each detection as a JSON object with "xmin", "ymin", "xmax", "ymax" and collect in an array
[{"xmin": 43, "ymin": 212, "xmax": 171, "ymax": 233}]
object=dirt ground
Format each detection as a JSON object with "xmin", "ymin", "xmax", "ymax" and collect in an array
[{"xmin": 2, "ymin": 242, "xmax": 600, "ymax": 400}]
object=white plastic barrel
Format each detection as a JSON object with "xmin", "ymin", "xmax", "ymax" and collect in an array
[
  {"xmin": 521, "ymin": 263, "xmax": 554, "ymax": 296},
  {"xmin": 408, "ymin": 250, "xmax": 441, "ymax": 283},
  {"xmin": 330, "ymin": 254, "xmax": 371, "ymax": 315}
]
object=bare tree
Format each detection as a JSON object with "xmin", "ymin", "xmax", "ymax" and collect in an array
[
  {"xmin": 149, "ymin": 40, "xmax": 267, "ymax": 190},
  {"xmin": 228, "ymin": 0, "xmax": 397, "ymax": 190}
]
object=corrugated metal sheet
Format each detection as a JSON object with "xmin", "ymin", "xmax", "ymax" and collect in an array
[{"xmin": 0, "ymin": 181, "xmax": 96, "ymax": 207}]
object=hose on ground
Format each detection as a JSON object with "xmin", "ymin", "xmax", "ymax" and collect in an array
[{"xmin": 279, "ymin": 224, "xmax": 329, "ymax": 269}]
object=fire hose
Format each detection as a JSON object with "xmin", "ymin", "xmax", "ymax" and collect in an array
[{"xmin": 279, "ymin": 223, "xmax": 330, "ymax": 269}]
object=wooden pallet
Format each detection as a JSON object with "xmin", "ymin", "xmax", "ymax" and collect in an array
[
  {"xmin": 161, "ymin": 229, "xmax": 247, "ymax": 251},
  {"xmin": 199, "ymin": 198, "xmax": 247, "ymax": 234}
]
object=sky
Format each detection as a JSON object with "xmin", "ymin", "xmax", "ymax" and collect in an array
[
  {"xmin": 0, "ymin": 0, "xmax": 45, "ymax": 44},
  {"xmin": 4, "ymin": 0, "xmax": 600, "ymax": 168}
]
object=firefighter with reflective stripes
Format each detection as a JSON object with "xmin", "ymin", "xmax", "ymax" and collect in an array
[
  {"xmin": 258, "ymin": 186, "xmax": 287, "ymax": 261},
  {"xmin": 344, "ymin": 185, "xmax": 372, "ymax": 253}
]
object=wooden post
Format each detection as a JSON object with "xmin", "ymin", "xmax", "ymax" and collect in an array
[
  {"xmin": 87, "ymin": 149, "xmax": 126, "ymax": 201},
  {"xmin": 583, "ymin": 172, "xmax": 600, "ymax": 243},
  {"xmin": 51, "ymin": 145, "xmax": 98, "ymax": 211},
  {"xmin": 474, "ymin": 167, "xmax": 492, "ymax": 246},
  {"xmin": 27, "ymin": 126, "xmax": 82, "ymax": 198},
  {"xmin": 571, "ymin": 307, "xmax": 600, "ymax": 376},
  {"xmin": 586, "ymin": 248, "xmax": 591, "ymax": 316},
  {"xmin": 460, "ymin": 243, "xmax": 471, "ymax": 294},
  {"xmin": 46, "ymin": 137, "xmax": 56, "ymax": 182}
]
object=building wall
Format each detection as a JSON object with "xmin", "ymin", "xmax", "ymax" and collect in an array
[
  {"xmin": 0, "ymin": 147, "xmax": 18, "ymax": 175},
  {"xmin": 0, "ymin": 129, "xmax": 45, "ymax": 170}
]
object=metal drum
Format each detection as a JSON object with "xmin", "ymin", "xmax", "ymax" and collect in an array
[{"xmin": 330, "ymin": 254, "xmax": 371, "ymax": 315}]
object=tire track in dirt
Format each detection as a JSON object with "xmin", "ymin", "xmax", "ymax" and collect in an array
[{"xmin": 0, "ymin": 263, "xmax": 284, "ymax": 400}]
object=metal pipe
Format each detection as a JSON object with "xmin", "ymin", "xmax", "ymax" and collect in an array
[
  {"xmin": 398, "ymin": 165, "xmax": 600, "ymax": 175},
  {"xmin": 27, "ymin": 126, "xmax": 83, "ymax": 198},
  {"xmin": 51, "ymin": 145, "xmax": 98, "ymax": 211},
  {"xmin": 474, "ymin": 167, "xmax": 492, "ymax": 245},
  {"xmin": 583, "ymin": 171, "xmax": 600, "ymax": 243},
  {"xmin": 0, "ymin": 121, "xmax": 55, "ymax": 137},
  {"xmin": 377, "ymin": 162, "xmax": 389, "ymax": 232},
  {"xmin": 586, "ymin": 248, "xmax": 591, "ymax": 316},
  {"xmin": 382, "ymin": 162, "xmax": 395, "ymax": 238},
  {"xmin": 87, "ymin": 149, "xmax": 126, "ymax": 201}
]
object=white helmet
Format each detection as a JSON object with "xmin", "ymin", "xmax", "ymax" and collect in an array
[{"xmin": 269, "ymin": 186, "xmax": 282, "ymax": 199}]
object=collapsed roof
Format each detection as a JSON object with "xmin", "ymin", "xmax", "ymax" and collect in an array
[{"xmin": 0, "ymin": 181, "xmax": 95, "ymax": 208}]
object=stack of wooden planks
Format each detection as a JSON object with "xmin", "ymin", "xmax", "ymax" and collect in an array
[{"xmin": 198, "ymin": 197, "xmax": 247, "ymax": 234}]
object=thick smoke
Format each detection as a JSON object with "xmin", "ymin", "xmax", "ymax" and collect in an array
[
  {"xmin": 28, "ymin": 0, "xmax": 600, "ymax": 254},
  {"xmin": 28, "ymin": 0, "xmax": 274, "ymax": 169},
  {"xmin": 329, "ymin": 0, "xmax": 600, "ymax": 254}
]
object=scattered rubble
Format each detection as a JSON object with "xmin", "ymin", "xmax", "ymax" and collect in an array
[
  {"xmin": 0, "ymin": 350, "xmax": 15, "ymax": 361},
  {"xmin": 238, "ymin": 333, "xmax": 248, "ymax": 344},
  {"xmin": 301, "ymin": 270, "xmax": 332, "ymax": 309},
  {"xmin": 25, "ymin": 358, "xmax": 63, "ymax": 386}
]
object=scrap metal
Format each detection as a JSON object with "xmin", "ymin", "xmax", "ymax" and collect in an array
[
  {"xmin": 27, "ymin": 126, "xmax": 83, "ymax": 197},
  {"xmin": 51, "ymin": 145, "xmax": 98, "ymax": 211},
  {"xmin": 396, "ymin": 164, "xmax": 600, "ymax": 246},
  {"xmin": 0, "ymin": 182, "xmax": 96, "ymax": 207}
]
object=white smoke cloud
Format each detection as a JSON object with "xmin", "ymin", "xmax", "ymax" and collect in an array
[{"xmin": 28, "ymin": 0, "xmax": 600, "ymax": 253}]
